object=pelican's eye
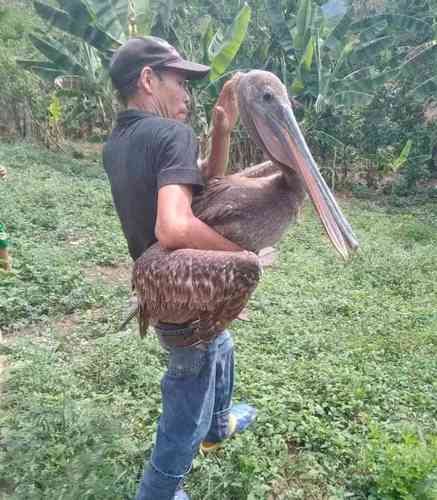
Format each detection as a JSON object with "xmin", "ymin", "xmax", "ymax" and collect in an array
[{"xmin": 263, "ymin": 90, "xmax": 273, "ymax": 103}]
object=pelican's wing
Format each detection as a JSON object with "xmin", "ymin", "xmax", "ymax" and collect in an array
[
  {"xmin": 232, "ymin": 161, "xmax": 279, "ymax": 179},
  {"xmin": 133, "ymin": 244, "xmax": 261, "ymax": 335}
]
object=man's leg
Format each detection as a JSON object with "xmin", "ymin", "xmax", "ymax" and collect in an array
[
  {"xmin": 202, "ymin": 330, "xmax": 256, "ymax": 450},
  {"xmin": 136, "ymin": 338, "xmax": 219, "ymax": 500},
  {"xmin": 202, "ymin": 330, "xmax": 235, "ymax": 443}
]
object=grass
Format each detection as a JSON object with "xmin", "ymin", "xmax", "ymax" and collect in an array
[{"xmin": 0, "ymin": 141, "xmax": 436, "ymax": 500}]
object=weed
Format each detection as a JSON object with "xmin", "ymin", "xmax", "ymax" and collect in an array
[{"xmin": 0, "ymin": 142, "xmax": 436, "ymax": 499}]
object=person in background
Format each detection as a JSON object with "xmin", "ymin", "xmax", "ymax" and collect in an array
[
  {"xmin": 0, "ymin": 166, "xmax": 11, "ymax": 272},
  {"xmin": 103, "ymin": 37, "xmax": 256, "ymax": 500}
]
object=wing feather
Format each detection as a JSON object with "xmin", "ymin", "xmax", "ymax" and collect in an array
[{"xmin": 133, "ymin": 244, "xmax": 261, "ymax": 334}]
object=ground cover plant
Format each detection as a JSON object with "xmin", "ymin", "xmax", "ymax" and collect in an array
[{"xmin": 0, "ymin": 141, "xmax": 436, "ymax": 499}]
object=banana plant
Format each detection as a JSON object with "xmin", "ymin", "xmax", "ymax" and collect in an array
[
  {"xmin": 189, "ymin": 3, "xmax": 251, "ymax": 137},
  {"xmin": 200, "ymin": 3, "xmax": 251, "ymax": 82},
  {"xmin": 267, "ymin": 0, "xmax": 434, "ymax": 112},
  {"xmin": 17, "ymin": 29, "xmax": 113, "ymax": 132},
  {"xmin": 17, "ymin": 0, "xmax": 125, "ymax": 109},
  {"xmin": 405, "ymin": 43, "xmax": 437, "ymax": 102},
  {"xmin": 31, "ymin": 0, "xmax": 121, "ymax": 61},
  {"xmin": 17, "ymin": 0, "xmax": 181, "ymax": 130},
  {"xmin": 19, "ymin": 0, "xmax": 177, "ymax": 75},
  {"xmin": 21, "ymin": 0, "xmax": 251, "ymax": 138},
  {"xmin": 23, "ymin": 0, "xmax": 250, "ymax": 84}
]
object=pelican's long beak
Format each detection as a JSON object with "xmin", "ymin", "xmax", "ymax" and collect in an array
[{"xmin": 253, "ymin": 102, "xmax": 359, "ymax": 259}]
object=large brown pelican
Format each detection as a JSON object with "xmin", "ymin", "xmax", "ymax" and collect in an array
[{"xmin": 132, "ymin": 70, "xmax": 358, "ymax": 341}]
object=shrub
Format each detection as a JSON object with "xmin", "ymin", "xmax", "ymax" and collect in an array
[{"xmin": 362, "ymin": 426, "xmax": 437, "ymax": 499}]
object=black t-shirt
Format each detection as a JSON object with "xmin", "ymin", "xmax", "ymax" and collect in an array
[{"xmin": 103, "ymin": 109, "xmax": 204, "ymax": 260}]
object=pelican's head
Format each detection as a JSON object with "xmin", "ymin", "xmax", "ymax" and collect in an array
[{"xmin": 237, "ymin": 70, "xmax": 359, "ymax": 259}]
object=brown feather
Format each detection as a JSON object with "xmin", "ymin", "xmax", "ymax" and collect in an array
[
  {"xmin": 133, "ymin": 70, "xmax": 358, "ymax": 339},
  {"xmin": 133, "ymin": 247, "xmax": 261, "ymax": 336}
]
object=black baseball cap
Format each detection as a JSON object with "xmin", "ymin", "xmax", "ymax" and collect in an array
[{"xmin": 109, "ymin": 36, "xmax": 210, "ymax": 91}]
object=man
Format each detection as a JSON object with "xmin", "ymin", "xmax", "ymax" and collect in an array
[{"xmin": 103, "ymin": 36, "xmax": 256, "ymax": 500}]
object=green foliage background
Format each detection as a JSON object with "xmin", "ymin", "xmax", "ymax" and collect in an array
[
  {"xmin": 1, "ymin": 0, "xmax": 437, "ymax": 192},
  {"xmin": 1, "ymin": 142, "xmax": 436, "ymax": 499},
  {"xmin": 1, "ymin": 1, "xmax": 437, "ymax": 497},
  {"xmin": 0, "ymin": 3, "xmax": 49, "ymax": 139}
]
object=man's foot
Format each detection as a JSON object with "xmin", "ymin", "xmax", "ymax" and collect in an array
[
  {"xmin": 174, "ymin": 489, "xmax": 190, "ymax": 500},
  {"xmin": 200, "ymin": 403, "xmax": 256, "ymax": 453}
]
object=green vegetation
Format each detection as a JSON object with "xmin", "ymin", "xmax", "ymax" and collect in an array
[
  {"xmin": 1, "ymin": 143, "xmax": 436, "ymax": 499},
  {"xmin": 1, "ymin": 0, "xmax": 437, "ymax": 497},
  {"xmin": 1, "ymin": 0, "xmax": 436, "ymax": 193}
]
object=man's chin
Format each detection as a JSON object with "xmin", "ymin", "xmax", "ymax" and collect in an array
[{"xmin": 174, "ymin": 109, "xmax": 190, "ymax": 122}]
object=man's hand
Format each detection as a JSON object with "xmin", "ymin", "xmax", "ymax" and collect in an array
[
  {"xmin": 200, "ymin": 73, "xmax": 241, "ymax": 179},
  {"xmin": 211, "ymin": 72, "xmax": 241, "ymax": 136}
]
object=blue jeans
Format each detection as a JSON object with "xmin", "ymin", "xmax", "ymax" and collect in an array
[{"xmin": 136, "ymin": 330, "xmax": 235, "ymax": 500}]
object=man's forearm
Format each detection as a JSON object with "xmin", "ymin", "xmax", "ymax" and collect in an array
[
  {"xmin": 200, "ymin": 74, "xmax": 239, "ymax": 179},
  {"xmin": 186, "ymin": 216, "xmax": 242, "ymax": 251},
  {"xmin": 157, "ymin": 214, "xmax": 242, "ymax": 252},
  {"xmin": 201, "ymin": 128, "xmax": 231, "ymax": 179}
]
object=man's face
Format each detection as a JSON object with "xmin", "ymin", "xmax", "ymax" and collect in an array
[{"xmin": 151, "ymin": 69, "xmax": 191, "ymax": 122}]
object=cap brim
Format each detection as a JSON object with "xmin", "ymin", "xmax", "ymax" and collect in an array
[{"xmin": 161, "ymin": 59, "xmax": 210, "ymax": 80}]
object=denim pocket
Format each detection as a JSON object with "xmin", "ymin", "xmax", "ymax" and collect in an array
[{"xmin": 166, "ymin": 346, "xmax": 208, "ymax": 378}]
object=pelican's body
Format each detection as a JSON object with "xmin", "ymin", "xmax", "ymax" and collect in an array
[
  {"xmin": 192, "ymin": 165, "xmax": 304, "ymax": 252},
  {"xmin": 133, "ymin": 70, "xmax": 358, "ymax": 337}
]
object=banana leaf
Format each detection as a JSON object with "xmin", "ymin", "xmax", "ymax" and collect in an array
[
  {"xmin": 55, "ymin": 0, "xmax": 97, "ymax": 32},
  {"xmin": 136, "ymin": 0, "xmax": 153, "ymax": 35},
  {"xmin": 340, "ymin": 68, "xmax": 397, "ymax": 93},
  {"xmin": 302, "ymin": 36, "xmax": 315, "ymax": 71},
  {"xmin": 321, "ymin": 38, "xmax": 354, "ymax": 92},
  {"xmin": 266, "ymin": 0, "xmax": 294, "ymax": 57},
  {"xmin": 16, "ymin": 59, "xmax": 64, "ymax": 80},
  {"xmin": 29, "ymin": 33, "xmax": 84, "ymax": 74},
  {"xmin": 323, "ymin": 8, "xmax": 353, "ymax": 50},
  {"xmin": 390, "ymin": 140, "xmax": 413, "ymax": 173},
  {"xmin": 150, "ymin": 0, "xmax": 178, "ymax": 41},
  {"xmin": 34, "ymin": 1, "xmax": 91, "ymax": 39},
  {"xmin": 208, "ymin": 3, "xmax": 251, "ymax": 81},
  {"xmin": 294, "ymin": 0, "xmax": 312, "ymax": 51},
  {"xmin": 291, "ymin": 35, "xmax": 315, "ymax": 94},
  {"xmin": 33, "ymin": 1, "xmax": 120, "ymax": 52},
  {"xmin": 350, "ymin": 14, "xmax": 432, "ymax": 38},
  {"xmin": 291, "ymin": 78, "xmax": 305, "ymax": 95},
  {"xmin": 152, "ymin": 0, "xmax": 175, "ymax": 27},
  {"xmin": 347, "ymin": 35, "xmax": 396, "ymax": 66},
  {"xmin": 200, "ymin": 16, "xmax": 214, "ymax": 65},
  {"xmin": 86, "ymin": 0, "xmax": 128, "ymax": 41},
  {"xmin": 208, "ymin": 27, "xmax": 223, "ymax": 61}
]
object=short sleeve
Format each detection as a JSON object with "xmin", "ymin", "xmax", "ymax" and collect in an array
[{"xmin": 156, "ymin": 122, "xmax": 205, "ymax": 193}]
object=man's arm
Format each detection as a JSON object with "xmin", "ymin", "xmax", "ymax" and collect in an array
[
  {"xmin": 155, "ymin": 184, "xmax": 243, "ymax": 251},
  {"xmin": 200, "ymin": 74, "xmax": 240, "ymax": 179}
]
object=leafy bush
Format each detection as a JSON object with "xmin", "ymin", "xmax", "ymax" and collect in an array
[
  {"xmin": 304, "ymin": 82, "xmax": 437, "ymax": 193},
  {"xmin": 0, "ymin": 3, "xmax": 50, "ymax": 139},
  {"xmin": 1, "ymin": 142, "xmax": 437, "ymax": 499},
  {"xmin": 362, "ymin": 426, "xmax": 437, "ymax": 499}
]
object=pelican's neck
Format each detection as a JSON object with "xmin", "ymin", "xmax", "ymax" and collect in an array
[{"xmin": 277, "ymin": 163, "xmax": 305, "ymax": 195}]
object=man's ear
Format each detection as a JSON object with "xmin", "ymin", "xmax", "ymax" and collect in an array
[{"xmin": 138, "ymin": 66, "xmax": 154, "ymax": 95}]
